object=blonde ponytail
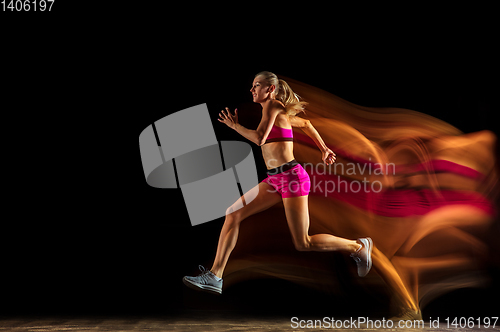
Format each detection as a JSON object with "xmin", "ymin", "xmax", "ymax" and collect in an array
[
  {"xmin": 255, "ymin": 71, "xmax": 307, "ymax": 117},
  {"xmin": 276, "ymin": 79, "xmax": 308, "ymax": 117}
]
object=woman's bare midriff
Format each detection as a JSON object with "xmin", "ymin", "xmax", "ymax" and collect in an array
[{"xmin": 262, "ymin": 141, "xmax": 295, "ymax": 169}]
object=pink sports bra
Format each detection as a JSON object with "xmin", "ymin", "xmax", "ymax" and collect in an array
[{"xmin": 265, "ymin": 124, "xmax": 293, "ymax": 144}]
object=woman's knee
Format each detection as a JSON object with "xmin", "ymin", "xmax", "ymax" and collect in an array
[
  {"xmin": 225, "ymin": 205, "xmax": 243, "ymax": 225},
  {"xmin": 293, "ymin": 237, "xmax": 312, "ymax": 252}
]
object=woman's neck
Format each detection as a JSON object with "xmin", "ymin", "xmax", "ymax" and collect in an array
[{"xmin": 260, "ymin": 97, "xmax": 275, "ymax": 108}]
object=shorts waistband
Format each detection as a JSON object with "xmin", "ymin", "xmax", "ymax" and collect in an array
[{"xmin": 267, "ymin": 159, "xmax": 299, "ymax": 176}]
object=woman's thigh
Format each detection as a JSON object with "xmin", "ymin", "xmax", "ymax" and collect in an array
[
  {"xmin": 282, "ymin": 195, "xmax": 310, "ymax": 243},
  {"xmin": 226, "ymin": 181, "xmax": 282, "ymax": 221}
]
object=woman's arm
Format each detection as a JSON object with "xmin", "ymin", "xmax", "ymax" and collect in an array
[
  {"xmin": 218, "ymin": 105, "xmax": 279, "ymax": 146},
  {"xmin": 290, "ymin": 116, "xmax": 336, "ymax": 165}
]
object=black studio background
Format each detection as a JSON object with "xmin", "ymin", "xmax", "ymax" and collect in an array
[{"xmin": 2, "ymin": 4, "xmax": 499, "ymax": 318}]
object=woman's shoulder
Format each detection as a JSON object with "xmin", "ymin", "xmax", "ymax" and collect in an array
[
  {"xmin": 271, "ymin": 101, "xmax": 292, "ymax": 127},
  {"xmin": 271, "ymin": 99, "xmax": 286, "ymax": 109},
  {"xmin": 262, "ymin": 99, "xmax": 286, "ymax": 115},
  {"xmin": 267, "ymin": 100, "xmax": 286, "ymax": 116}
]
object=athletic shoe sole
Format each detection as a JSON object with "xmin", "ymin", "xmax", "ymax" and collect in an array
[
  {"xmin": 182, "ymin": 277, "xmax": 222, "ymax": 295},
  {"xmin": 359, "ymin": 237, "xmax": 373, "ymax": 277}
]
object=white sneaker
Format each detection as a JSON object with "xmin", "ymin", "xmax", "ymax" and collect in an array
[
  {"xmin": 350, "ymin": 237, "xmax": 373, "ymax": 277},
  {"xmin": 183, "ymin": 265, "xmax": 223, "ymax": 295}
]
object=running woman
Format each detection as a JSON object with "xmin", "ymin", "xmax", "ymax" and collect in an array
[{"xmin": 183, "ymin": 71, "xmax": 372, "ymax": 295}]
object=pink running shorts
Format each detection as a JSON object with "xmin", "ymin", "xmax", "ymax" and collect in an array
[{"xmin": 262, "ymin": 164, "xmax": 311, "ymax": 198}]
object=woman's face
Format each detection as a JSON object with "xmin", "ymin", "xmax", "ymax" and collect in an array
[{"xmin": 250, "ymin": 76, "xmax": 274, "ymax": 103}]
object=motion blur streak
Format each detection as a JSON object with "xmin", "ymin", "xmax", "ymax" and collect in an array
[{"xmin": 221, "ymin": 77, "xmax": 498, "ymax": 313}]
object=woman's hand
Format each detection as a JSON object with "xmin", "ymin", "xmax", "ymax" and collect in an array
[
  {"xmin": 218, "ymin": 107, "xmax": 238, "ymax": 130},
  {"xmin": 322, "ymin": 147, "xmax": 336, "ymax": 165}
]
